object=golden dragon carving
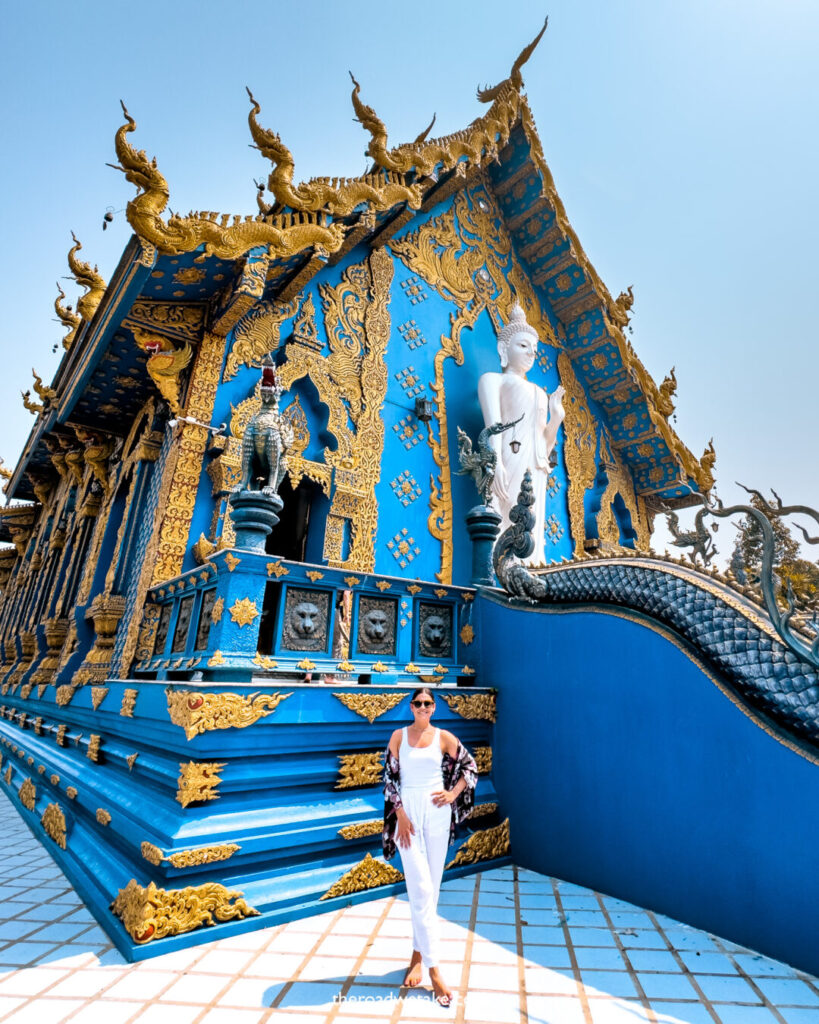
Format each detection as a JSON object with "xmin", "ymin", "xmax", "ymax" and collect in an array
[
  {"xmin": 54, "ymin": 283, "xmax": 81, "ymax": 350},
  {"xmin": 129, "ymin": 325, "xmax": 193, "ymax": 416},
  {"xmin": 112, "ymin": 101, "xmax": 346, "ymax": 261},
  {"xmin": 349, "ymin": 18, "xmax": 548, "ymax": 178},
  {"xmin": 67, "ymin": 233, "xmax": 107, "ymax": 321},
  {"xmin": 31, "ymin": 370, "xmax": 57, "ymax": 404},
  {"xmin": 247, "ymin": 88, "xmax": 424, "ymax": 217}
]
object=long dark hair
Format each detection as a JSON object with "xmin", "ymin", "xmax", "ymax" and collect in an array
[{"xmin": 410, "ymin": 686, "xmax": 435, "ymax": 703}]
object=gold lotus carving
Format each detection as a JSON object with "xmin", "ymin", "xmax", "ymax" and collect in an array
[
  {"xmin": 333, "ymin": 692, "xmax": 405, "ymax": 724},
  {"xmin": 229, "ymin": 597, "xmax": 259, "ymax": 628}
]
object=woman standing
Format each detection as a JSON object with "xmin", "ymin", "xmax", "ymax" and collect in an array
[{"xmin": 383, "ymin": 687, "xmax": 478, "ymax": 1007}]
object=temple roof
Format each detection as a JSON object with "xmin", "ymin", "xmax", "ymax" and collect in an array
[{"xmin": 5, "ymin": 21, "xmax": 713, "ymax": 508}]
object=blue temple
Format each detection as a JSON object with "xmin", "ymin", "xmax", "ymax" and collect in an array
[{"xmin": 0, "ymin": 27, "xmax": 817, "ymax": 978}]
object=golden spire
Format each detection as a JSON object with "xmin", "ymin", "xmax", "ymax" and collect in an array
[
  {"xmin": 67, "ymin": 233, "xmax": 107, "ymax": 322},
  {"xmin": 476, "ymin": 17, "xmax": 548, "ymax": 103},
  {"xmin": 54, "ymin": 283, "xmax": 81, "ymax": 350},
  {"xmin": 413, "ymin": 113, "xmax": 437, "ymax": 145}
]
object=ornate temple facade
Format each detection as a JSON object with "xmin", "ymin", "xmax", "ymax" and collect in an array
[{"xmin": 7, "ymin": 27, "xmax": 816, "ymax": 975}]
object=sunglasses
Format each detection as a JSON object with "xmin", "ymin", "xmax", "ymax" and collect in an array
[{"xmin": 411, "ymin": 700, "xmax": 434, "ymax": 708}]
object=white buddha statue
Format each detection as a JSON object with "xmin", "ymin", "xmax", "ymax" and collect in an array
[{"xmin": 477, "ymin": 301, "xmax": 565, "ymax": 566}]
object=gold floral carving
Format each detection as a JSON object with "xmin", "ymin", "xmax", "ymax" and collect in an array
[
  {"xmin": 66, "ymin": 787, "xmax": 77, "ymax": 799},
  {"xmin": 166, "ymin": 689, "xmax": 291, "ymax": 740},
  {"xmin": 305, "ymin": 571, "xmax": 324, "ymax": 582},
  {"xmin": 440, "ymin": 693, "xmax": 496, "ymax": 723},
  {"xmin": 556, "ymin": 352, "xmax": 597, "ymax": 555},
  {"xmin": 445, "ymin": 818, "xmax": 510, "ymax": 869},
  {"xmin": 126, "ymin": 753, "xmax": 138, "ymax": 771},
  {"xmin": 208, "ymin": 650, "xmax": 226, "ymax": 666},
  {"xmin": 267, "ymin": 561, "xmax": 289, "ymax": 577},
  {"xmin": 56, "ymin": 725, "xmax": 67, "ymax": 746},
  {"xmin": 87, "ymin": 735, "xmax": 101, "ymax": 762},
  {"xmin": 252, "ymin": 653, "xmax": 278, "ymax": 670},
  {"xmin": 320, "ymin": 852, "xmax": 403, "ymax": 900},
  {"xmin": 150, "ymin": 330, "xmax": 225, "ymax": 586},
  {"xmin": 223, "ymin": 295, "xmax": 299, "ymax": 382},
  {"xmin": 120, "ymin": 689, "xmax": 138, "ymax": 717},
  {"xmin": 471, "ymin": 802, "xmax": 499, "ymax": 819},
  {"xmin": 229, "ymin": 598, "xmax": 259, "ymax": 628},
  {"xmin": 141, "ymin": 840, "xmax": 240, "ymax": 868},
  {"xmin": 113, "ymin": 104, "xmax": 345, "ymax": 263},
  {"xmin": 375, "ymin": 581, "xmax": 391, "ymax": 592},
  {"xmin": 596, "ymin": 434, "xmax": 649, "ymax": 552},
  {"xmin": 176, "ymin": 761, "xmax": 226, "ymax": 807},
  {"xmin": 211, "ymin": 597, "xmax": 224, "ymax": 623},
  {"xmin": 338, "ymin": 820, "xmax": 382, "ymax": 840},
  {"xmin": 110, "ymin": 878, "xmax": 259, "ymax": 945},
  {"xmin": 128, "ymin": 325, "xmax": 193, "ymax": 416},
  {"xmin": 73, "ymin": 593, "xmax": 127, "ymax": 686},
  {"xmin": 96, "ymin": 808, "xmax": 112, "ymax": 825},
  {"xmin": 19, "ymin": 778, "xmax": 36, "ymax": 811},
  {"xmin": 4, "ymin": 765, "xmax": 11, "ymax": 784},
  {"xmin": 50, "ymin": 774, "xmax": 60, "ymax": 786},
  {"xmin": 344, "ymin": 576, "xmax": 361, "ymax": 587},
  {"xmin": 372, "ymin": 661, "xmax": 389, "ymax": 673},
  {"xmin": 91, "ymin": 687, "xmax": 109, "ymax": 710},
  {"xmin": 55, "ymin": 685, "xmax": 75, "ymax": 707},
  {"xmin": 141, "ymin": 841, "xmax": 163, "ymax": 866},
  {"xmin": 474, "ymin": 746, "xmax": 493, "ymax": 774},
  {"xmin": 297, "ymin": 658, "xmax": 316, "ymax": 671},
  {"xmin": 332, "ymin": 691, "xmax": 406, "ymax": 724},
  {"xmin": 41, "ymin": 803, "xmax": 67, "ymax": 849},
  {"xmin": 459, "ymin": 624, "xmax": 475, "ymax": 645},
  {"xmin": 335, "ymin": 752, "xmax": 384, "ymax": 789},
  {"xmin": 224, "ymin": 553, "xmax": 240, "ymax": 572}
]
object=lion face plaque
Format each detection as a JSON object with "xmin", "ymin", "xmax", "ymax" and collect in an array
[
  {"xmin": 356, "ymin": 596, "xmax": 397, "ymax": 656},
  {"xmin": 417, "ymin": 603, "xmax": 453, "ymax": 659},
  {"xmin": 281, "ymin": 588, "xmax": 331, "ymax": 652}
]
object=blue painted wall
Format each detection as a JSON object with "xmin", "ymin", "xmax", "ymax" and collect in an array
[{"xmin": 476, "ymin": 593, "xmax": 819, "ymax": 977}]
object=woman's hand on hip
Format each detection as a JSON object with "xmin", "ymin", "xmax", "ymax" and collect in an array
[
  {"xmin": 431, "ymin": 789, "xmax": 455, "ymax": 807},
  {"xmin": 396, "ymin": 811, "xmax": 415, "ymax": 848}
]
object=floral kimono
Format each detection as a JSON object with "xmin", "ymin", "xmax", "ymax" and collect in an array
[{"xmin": 382, "ymin": 739, "xmax": 478, "ymax": 861}]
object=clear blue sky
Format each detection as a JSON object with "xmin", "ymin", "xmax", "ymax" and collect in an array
[{"xmin": 1, "ymin": 0, "xmax": 817, "ymax": 560}]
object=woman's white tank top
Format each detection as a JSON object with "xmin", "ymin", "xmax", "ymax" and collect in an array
[{"xmin": 400, "ymin": 727, "xmax": 444, "ymax": 790}]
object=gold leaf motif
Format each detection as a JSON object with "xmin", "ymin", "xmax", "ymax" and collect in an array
[
  {"xmin": 3, "ymin": 765, "xmax": 11, "ymax": 784},
  {"xmin": 335, "ymin": 752, "xmax": 383, "ymax": 789},
  {"xmin": 434, "ymin": 589, "xmax": 448, "ymax": 599},
  {"xmin": 338, "ymin": 820, "xmax": 382, "ymax": 840},
  {"xmin": 167, "ymin": 844, "xmax": 241, "ymax": 869},
  {"xmin": 229, "ymin": 597, "xmax": 259, "ymax": 628},
  {"xmin": 471, "ymin": 802, "xmax": 499, "ymax": 819},
  {"xmin": 120, "ymin": 689, "xmax": 138, "ymax": 717},
  {"xmin": 446, "ymin": 819, "xmax": 510, "ymax": 869},
  {"xmin": 66, "ymin": 786, "xmax": 78, "ymax": 799},
  {"xmin": 50, "ymin": 774, "xmax": 60, "ymax": 785},
  {"xmin": 141, "ymin": 841, "xmax": 163, "ymax": 866},
  {"xmin": 208, "ymin": 650, "xmax": 226, "ymax": 666},
  {"xmin": 224, "ymin": 553, "xmax": 241, "ymax": 572},
  {"xmin": 404, "ymin": 663, "xmax": 420, "ymax": 674},
  {"xmin": 110, "ymin": 878, "xmax": 259, "ymax": 945},
  {"xmin": 440, "ymin": 693, "xmax": 496, "ymax": 723},
  {"xmin": 176, "ymin": 761, "xmax": 226, "ymax": 807},
  {"xmin": 459, "ymin": 624, "xmax": 475, "ymax": 645},
  {"xmin": 474, "ymin": 746, "xmax": 493, "ymax": 774},
  {"xmin": 375, "ymin": 581, "xmax": 392, "ymax": 592},
  {"xmin": 126, "ymin": 753, "xmax": 139, "ymax": 771},
  {"xmin": 344, "ymin": 576, "xmax": 361, "ymax": 587},
  {"xmin": 320, "ymin": 852, "xmax": 403, "ymax": 900},
  {"xmin": 407, "ymin": 585, "xmax": 422, "ymax": 595},
  {"xmin": 87, "ymin": 735, "xmax": 101, "ymax": 762},
  {"xmin": 461, "ymin": 666, "xmax": 476, "ymax": 675},
  {"xmin": 41, "ymin": 803, "xmax": 67, "ymax": 849},
  {"xmin": 371, "ymin": 661, "xmax": 389, "ymax": 673},
  {"xmin": 252, "ymin": 653, "xmax": 278, "ymax": 670},
  {"xmin": 332, "ymin": 691, "xmax": 406, "ymax": 724},
  {"xmin": 267, "ymin": 561, "xmax": 289, "ymax": 577},
  {"xmin": 96, "ymin": 808, "xmax": 112, "ymax": 825},
  {"xmin": 166, "ymin": 689, "xmax": 291, "ymax": 740},
  {"xmin": 336, "ymin": 660, "xmax": 355, "ymax": 673},
  {"xmin": 297, "ymin": 659, "xmax": 316, "ymax": 671},
  {"xmin": 55, "ymin": 686, "xmax": 75, "ymax": 707},
  {"xmin": 305, "ymin": 570, "xmax": 325, "ymax": 582},
  {"xmin": 91, "ymin": 687, "xmax": 109, "ymax": 710},
  {"xmin": 19, "ymin": 778, "xmax": 36, "ymax": 810},
  {"xmin": 211, "ymin": 597, "xmax": 224, "ymax": 623}
]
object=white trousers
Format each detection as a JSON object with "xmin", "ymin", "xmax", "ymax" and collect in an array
[{"xmin": 398, "ymin": 786, "xmax": 451, "ymax": 968}]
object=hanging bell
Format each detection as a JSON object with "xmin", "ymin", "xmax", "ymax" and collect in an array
[{"xmin": 510, "ymin": 439, "xmax": 521, "ymax": 454}]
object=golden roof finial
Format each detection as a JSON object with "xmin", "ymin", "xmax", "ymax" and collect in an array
[
  {"xmin": 699, "ymin": 438, "xmax": 716, "ymax": 492},
  {"xmin": 350, "ymin": 72, "xmax": 390, "ymax": 163},
  {"xmin": 54, "ymin": 282, "xmax": 81, "ymax": 350},
  {"xmin": 246, "ymin": 86, "xmax": 294, "ymax": 209},
  {"xmin": 657, "ymin": 366, "xmax": 677, "ymax": 419},
  {"xmin": 413, "ymin": 113, "xmax": 437, "ymax": 146},
  {"xmin": 31, "ymin": 369, "xmax": 57, "ymax": 405},
  {"xmin": 0, "ymin": 458, "xmax": 12, "ymax": 482},
  {"xmin": 477, "ymin": 17, "xmax": 548, "ymax": 103},
  {"xmin": 67, "ymin": 233, "xmax": 107, "ymax": 322},
  {"xmin": 21, "ymin": 390, "xmax": 43, "ymax": 416}
]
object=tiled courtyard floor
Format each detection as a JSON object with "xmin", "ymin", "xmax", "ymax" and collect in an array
[{"xmin": 0, "ymin": 792, "xmax": 817, "ymax": 1024}]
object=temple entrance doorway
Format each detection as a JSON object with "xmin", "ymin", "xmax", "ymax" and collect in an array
[{"xmin": 265, "ymin": 477, "xmax": 326, "ymax": 563}]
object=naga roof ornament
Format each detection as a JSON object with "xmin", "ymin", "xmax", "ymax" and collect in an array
[
  {"xmin": 349, "ymin": 17, "xmax": 548, "ymax": 178},
  {"xmin": 67, "ymin": 233, "xmax": 107, "ymax": 322},
  {"xmin": 112, "ymin": 101, "xmax": 346, "ymax": 261},
  {"xmin": 54, "ymin": 283, "xmax": 81, "ymax": 351},
  {"xmin": 246, "ymin": 88, "xmax": 425, "ymax": 218}
]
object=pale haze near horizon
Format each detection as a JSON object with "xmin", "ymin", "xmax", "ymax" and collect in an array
[{"xmin": 0, "ymin": 0, "xmax": 816, "ymax": 564}]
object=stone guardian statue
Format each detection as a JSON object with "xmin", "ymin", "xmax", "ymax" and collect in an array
[{"xmin": 478, "ymin": 301, "xmax": 565, "ymax": 566}]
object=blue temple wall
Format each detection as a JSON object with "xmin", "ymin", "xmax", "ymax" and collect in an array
[{"xmin": 475, "ymin": 593, "xmax": 819, "ymax": 977}]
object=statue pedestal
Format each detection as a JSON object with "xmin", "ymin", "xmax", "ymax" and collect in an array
[
  {"xmin": 230, "ymin": 490, "xmax": 284, "ymax": 552},
  {"xmin": 465, "ymin": 504, "xmax": 502, "ymax": 587}
]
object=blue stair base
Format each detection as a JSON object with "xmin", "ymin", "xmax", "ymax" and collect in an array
[{"xmin": 0, "ymin": 680, "xmax": 505, "ymax": 961}]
